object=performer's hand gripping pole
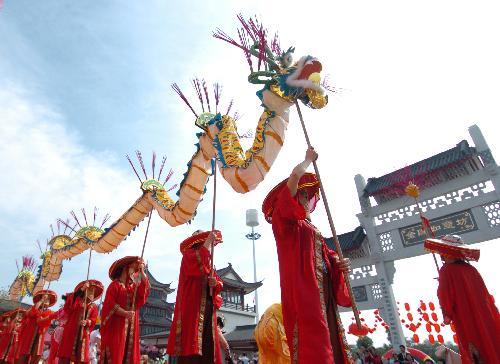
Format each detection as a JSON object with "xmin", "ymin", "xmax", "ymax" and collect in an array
[{"xmin": 295, "ymin": 102, "xmax": 362, "ymax": 328}]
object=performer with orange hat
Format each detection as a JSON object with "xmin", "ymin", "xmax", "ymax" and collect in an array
[
  {"xmin": 262, "ymin": 147, "xmax": 352, "ymax": 364},
  {"xmin": 58, "ymin": 280, "xmax": 103, "ymax": 364},
  {"xmin": 167, "ymin": 230, "xmax": 224, "ymax": 364},
  {"xmin": 15, "ymin": 290, "xmax": 57, "ymax": 364},
  {"xmin": 99, "ymin": 256, "xmax": 150, "ymax": 364},
  {"xmin": 425, "ymin": 234, "xmax": 500, "ymax": 364},
  {"xmin": 1, "ymin": 309, "xmax": 26, "ymax": 364}
]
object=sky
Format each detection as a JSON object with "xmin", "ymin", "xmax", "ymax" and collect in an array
[{"xmin": 1, "ymin": 0, "xmax": 499, "ymax": 347}]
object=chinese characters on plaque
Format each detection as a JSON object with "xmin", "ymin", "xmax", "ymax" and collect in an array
[{"xmin": 399, "ymin": 209, "xmax": 477, "ymax": 247}]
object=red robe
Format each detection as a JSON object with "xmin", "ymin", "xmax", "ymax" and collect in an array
[
  {"xmin": 100, "ymin": 276, "xmax": 150, "ymax": 364},
  {"xmin": 35, "ymin": 310, "xmax": 55, "ymax": 356},
  {"xmin": 437, "ymin": 261, "xmax": 500, "ymax": 364},
  {"xmin": 58, "ymin": 293, "xmax": 98, "ymax": 363},
  {"xmin": 271, "ymin": 187, "xmax": 352, "ymax": 364},
  {"xmin": 0, "ymin": 320, "xmax": 13, "ymax": 361},
  {"xmin": 48, "ymin": 307, "xmax": 66, "ymax": 364},
  {"xmin": 167, "ymin": 246, "xmax": 223, "ymax": 363},
  {"xmin": 2, "ymin": 320, "xmax": 22, "ymax": 363},
  {"xmin": 16, "ymin": 305, "xmax": 45, "ymax": 358}
]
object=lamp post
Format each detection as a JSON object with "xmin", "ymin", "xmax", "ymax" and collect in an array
[{"xmin": 245, "ymin": 209, "xmax": 261, "ymax": 322}]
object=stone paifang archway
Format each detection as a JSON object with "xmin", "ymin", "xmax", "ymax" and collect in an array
[{"xmin": 327, "ymin": 124, "xmax": 499, "ymax": 347}]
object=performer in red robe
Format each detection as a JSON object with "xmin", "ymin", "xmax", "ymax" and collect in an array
[
  {"xmin": 100, "ymin": 256, "xmax": 150, "ymax": 364},
  {"xmin": 1, "ymin": 310, "xmax": 26, "ymax": 364},
  {"xmin": 0, "ymin": 313, "xmax": 13, "ymax": 363},
  {"xmin": 262, "ymin": 147, "xmax": 352, "ymax": 364},
  {"xmin": 15, "ymin": 290, "xmax": 57, "ymax": 364},
  {"xmin": 167, "ymin": 230, "xmax": 224, "ymax": 364},
  {"xmin": 47, "ymin": 300, "xmax": 68, "ymax": 364},
  {"xmin": 425, "ymin": 235, "xmax": 500, "ymax": 364},
  {"xmin": 58, "ymin": 280, "xmax": 102, "ymax": 364}
]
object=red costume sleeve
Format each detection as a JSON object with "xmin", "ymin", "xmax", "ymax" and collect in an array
[
  {"xmin": 325, "ymin": 247, "xmax": 352, "ymax": 307},
  {"xmin": 134, "ymin": 276, "xmax": 151, "ymax": 309},
  {"xmin": 183, "ymin": 247, "xmax": 211, "ymax": 277},
  {"xmin": 437, "ymin": 265, "xmax": 455, "ymax": 320},
  {"xmin": 86, "ymin": 304, "xmax": 98, "ymax": 330},
  {"xmin": 64, "ymin": 292, "xmax": 76, "ymax": 314},
  {"xmin": 26, "ymin": 306, "xmax": 40, "ymax": 318},
  {"xmin": 101, "ymin": 281, "xmax": 120, "ymax": 328},
  {"xmin": 213, "ymin": 272, "xmax": 224, "ymax": 309},
  {"xmin": 275, "ymin": 187, "xmax": 307, "ymax": 222},
  {"xmin": 37, "ymin": 310, "xmax": 55, "ymax": 330}
]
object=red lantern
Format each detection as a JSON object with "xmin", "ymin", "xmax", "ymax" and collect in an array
[
  {"xmin": 407, "ymin": 313, "xmax": 413, "ymax": 321},
  {"xmin": 405, "ymin": 324, "xmax": 410, "ymax": 329},
  {"xmin": 434, "ymin": 324, "xmax": 441, "ymax": 333},
  {"xmin": 401, "ymin": 319, "xmax": 406, "ymax": 323},
  {"xmin": 423, "ymin": 313, "xmax": 430, "ymax": 321},
  {"xmin": 420, "ymin": 302, "xmax": 427, "ymax": 311},
  {"xmin": 409, "ymin": 323, "xmax": 416, "ymax": 332},
  {"xmin": 374, "ymin": 309, "xmax": 379, "ymax": 315},
  {"xmin": 453, "ymin": 334, "xmax": 458, "ymax": 344},
  {"xmin": 437, "ymin": 334, "xmax": 444, "ymax": 344},
  {"xmin": 404, "ymin": 303, "xmax": 410, "ymax": 311},
  {"xmin": 426, "ymin": 323, "xmax": 432, "ymax": 333},
  {"xmin": 431, "ymin": 312, "xmax": 438, "ymax": 322},
  {"xmin": 348, "ymin": 323, "xmax": 370, "ymax": 337},
  {"xmin": 429, "ymin": 334, "xmax": 435, "ymax": 344},
  {"xmin": 450, "ymin": 323, "xmax": 457, "ymax": 333},
  {"xmin": 429, "ymin": 302, "xmax": 435, "ymax": 311},
  {"xmin": 413, "ymin": 333, "xmax": 420, "ymax": 343}
]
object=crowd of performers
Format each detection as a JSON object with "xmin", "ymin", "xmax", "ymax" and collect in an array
[{"xmin": 1, "ymin": 148, "xmax": 499, "ymax": 364}]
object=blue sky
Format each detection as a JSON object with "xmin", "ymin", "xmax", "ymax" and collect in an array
[{"xmin": 1, "ymin": 0, "xmax": 499, "ymax": 346}]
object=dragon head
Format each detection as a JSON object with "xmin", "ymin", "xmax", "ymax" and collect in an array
[{"xmin": 214, "ymin": 15, "xmax": 330, "ymax": 110}]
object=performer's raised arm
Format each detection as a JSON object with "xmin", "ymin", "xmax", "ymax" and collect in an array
[{"xmin": 287, "ymin": 147, "xmax": 318, "ymax": 197}]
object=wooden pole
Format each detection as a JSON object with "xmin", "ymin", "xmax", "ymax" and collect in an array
[
  {"xmin": 211, "ymin": 165, "xmax": 217, "ymax": 268},
  {"xmin": 80, "ymin": 246, "xmax": 93, "ymax": 341},
  {"xmin": 132, "ymin": 210, "xmax": 153, "ymax": 309},
  {"xmin": 295, "ymin": 102, "xmax": 362, "ymax": 328},
  {"xmin": 210, "ymin": 165, "xmax": 217, "ymax": 296},
  {"xmin": 412, "ymin": 198, "xmax": 440, "ymax": 274},
  {"xmin": 140, "ymin": 212, "xmax": 153, "ymax": 260}
]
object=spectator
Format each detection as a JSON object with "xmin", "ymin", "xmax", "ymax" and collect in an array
[
  {"xmin": 402, "ymin": 353, "xmax": 416, "ymax": 363},
  {"xmin": 89, "ymin": 329, "xmax": 101, "ymax": 364},
  {"xmin": 397, "ymin": 345, "xmax": 407, "ymax": 362},
  {"xmin": 353, "ymin": 352, "xmax": 364, "ymax": 364},
  {"xmin": 363, "ymin": 350, "xmax": 374, "ymax": 363},
  {"xmin": 216, "ymin": 317, "xmax": 233, "ymax": 363},
  {"xmin": 368, "ymin": 347, "xmax": 382, "ymax": 364},
  {"xmin": 239, "ymin": 352, "xmax": 250, "ymax": 364},
  {"xmin": 389, "ymin": 353, "xmax": 399, "ymax": 364}
]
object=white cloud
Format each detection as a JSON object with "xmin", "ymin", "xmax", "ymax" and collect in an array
[{"xmin": 0, "ymin": 85, "xmax": 188, "ymax": 299}]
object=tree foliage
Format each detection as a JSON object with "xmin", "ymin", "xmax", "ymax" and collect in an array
[{"xmin": 356, "ymin": 335, "xmax": 374, "ymax": 349}]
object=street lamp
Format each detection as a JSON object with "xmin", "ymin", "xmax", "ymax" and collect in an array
[{"xmin": 245, "ymin": 209, "xmax": 261, "ymax": 322}]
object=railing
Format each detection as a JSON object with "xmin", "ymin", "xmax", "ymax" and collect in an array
[{"xmin": 221, "ymin": 301, "xmax": 256, "ymax": 313}]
